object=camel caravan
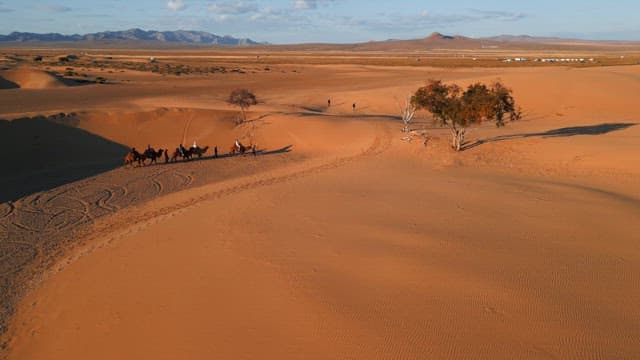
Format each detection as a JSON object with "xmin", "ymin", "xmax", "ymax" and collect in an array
[{"xmin": 124, "ymin": 140, "xmax": 254, "ymax": 168}]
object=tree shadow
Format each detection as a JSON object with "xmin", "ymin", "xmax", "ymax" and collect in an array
[
  {"xmin": 463, "ymin": 123, "xmax": 637, "ymax": 151},
  {"xmin": 0, "ymin": 114, "xmax": 130, "ymax": 203}
]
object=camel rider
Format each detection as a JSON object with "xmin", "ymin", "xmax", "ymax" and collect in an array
[
  {"xmin": 235, "ymin": 139, "xmax": 242, "ymax": 151},
  {"xmin": 145, "ymin": 145, "xmax": 154, "ymax": 158},
  {"xmin": 192, "ymin": 140, "xmax": 199, "ymax": 151},
  {"xmin": 179, "ymin": 144, "xmax": 186, "ymax": 156}
]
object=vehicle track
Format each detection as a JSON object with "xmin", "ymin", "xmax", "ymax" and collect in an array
[
  {"xmin": 0, "ymin": 119, "xmax": 392, "ymax": 346},
  {"xmin": 0, "ymin": 241, "xmax": 37, "ymax": 278},
  {"xmin": 87, "ymin": 121, "xmax": 392, "ymax": 244},
  {"xmin": 174, "ymin": 171, "xmax": 194, "ymax": 187},
  {"xmin": 0, "ymin": 203, "xmax": 14, "ymax": 219}
]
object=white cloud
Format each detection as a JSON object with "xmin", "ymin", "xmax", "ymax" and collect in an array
[
  {"xmin": 208, "ymin": 1, "xmax": 258, "ymax": 15},
  {"xmin": 293, "ymin": 0, "xmax": 336, "ymax": 10},
  {"xmin": 294, "ymin": 0, "xmax": 315, "ymax": 9},
  {"xmin": 36, "ymin": 4, "xmax": 72, "ymax": 13},
  {"xmin": 342, "ymin": 9, "xmax": 528, "ymax": 33},
  {"xmin": 167, "ymin": 0, "xmax": 186, "ymax": 11}
]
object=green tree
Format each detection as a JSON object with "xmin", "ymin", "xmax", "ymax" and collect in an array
[
  {"xmin": 411, "ymin": 80, "xmax": 521, "ymax": 151},
  {"xmin": 228, "ymin": 88, "xmax": 258, "ymax": 124}
]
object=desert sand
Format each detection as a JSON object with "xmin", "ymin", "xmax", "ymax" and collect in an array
[
  {"xmin": 0, "ymin": 57, "xmax": 639, "ymax": 359},
  {"xmin": 0, "ymin": 68, "xmax": 73, "ymax": 89}
]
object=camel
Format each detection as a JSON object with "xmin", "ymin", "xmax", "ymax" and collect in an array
[
  {"xmin": 124, "ymin": 150, "xmax": 145, "ymax": 167},
  {"xmin": 170, "ymin": 147, "xmax": 193, "ymax": 162},
  {"xmin": 124, "ymin": 152, "xmax": 137, "ymax": 167},
  {"xmin": 170, "ymin": 148, "xmax": 183, "ymax": 162},
  {"xmin": 230, "ymin": 143, "xmax": 250, "ymax": 156},
  {"xmin": 143, "ymin": 148, "xmax": 164, "ymax": 165},
  {"xmin": 189, "ymin": 146, "xmax": 209, "ymax": 158}
]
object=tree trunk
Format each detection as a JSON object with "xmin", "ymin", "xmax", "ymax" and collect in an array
[
  {"xmin": 240, "ymin": 106, "xmax": 246, "ymax": 123},
  {"xmin": 400, "ymin": 97, "xmax": 416, "ymax": 133},
  {"xmin": 449, "ymin": 125, "xmax": 466, "ymax": 151}
]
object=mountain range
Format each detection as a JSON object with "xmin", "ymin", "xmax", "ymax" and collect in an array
[
  {"xmin": 1, "ymin": 30, "xmax": 637, "ymax": 50},
  {"xmin": 0, "ymin": 28, "xmax": 262, "ymax": 46},
  {"xmin": 288, "ymin": 32, "xmax": 640, "ymax": 52}
]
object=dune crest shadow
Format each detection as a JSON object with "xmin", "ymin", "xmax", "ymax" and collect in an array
[{"xmin": 0, "ymin": 114, "xmax": 130, "ymax": 203}]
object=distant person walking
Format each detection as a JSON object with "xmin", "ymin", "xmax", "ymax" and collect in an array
[
  {"xmin": 327, "ymin": 99, "xmax": 331, "ymax": 107},
  {"xmin": 352, "ymin": 103, "xmax": 356, "ymax": 111},
  {"xmin": 214, "ymin": 145, "xmax": 218, "ymax": 158},
  {"xmin": 164, "ymin": 149, "xmax": 169, "ymax": 163},
  {"xmin": 252, "ymin": 144, "xmax": 257, "ymax": 157}
]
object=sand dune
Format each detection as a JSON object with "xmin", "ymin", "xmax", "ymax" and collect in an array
[
  {"xmin": 0, "ymin": 76, "xmax": 19, "ymax": 90},
  {"xmin": 0, "ymin": 68, "xmax": 70, "ymax": 89},
  {"xmin": 1, "ymin": 60, "xmax": 639, "ymax": 359},
  {"xmin": 0, "ymin": 113, "xmax": 129, "ymax": 202}
]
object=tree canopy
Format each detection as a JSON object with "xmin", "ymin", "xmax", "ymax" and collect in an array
[
  {"xmin": 411, "ymin": 80, "xmax": 521, "ymax": 151},
  {"xmin": 228, "ymin": 88, "xmax": 258, "ymax": 124}
]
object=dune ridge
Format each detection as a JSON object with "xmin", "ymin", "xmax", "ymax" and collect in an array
[{"xmin": 0, "ymin": 68, "xmax": 70, "ymax": 89}]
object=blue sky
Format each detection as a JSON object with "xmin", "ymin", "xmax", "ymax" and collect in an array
[{"xmin": 1, "ymin": 0, "xmax": 639, "ymax": 43}]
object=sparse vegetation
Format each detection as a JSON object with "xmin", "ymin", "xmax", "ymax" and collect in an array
[
  {"xmin": 411, "ymin": 79, "xmax": 521, "ymax": 151},
  {"xmin": 228, "ymin": 88, "xmax": 257, "ymax": 124},
  {"xmin": 399, "ymin": 96, "xmax": 417, "ymax": 133}
]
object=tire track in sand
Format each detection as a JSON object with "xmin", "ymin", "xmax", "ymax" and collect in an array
[
  {"xmin": 89, "ymin": 121, "xmax": 392, "ymax": 246},
  {"xmin": 0, "ymin": 241, "xmax": 38, "ymax": 278},
  {"xmin": 0, "ymin": 202, "xmax": 15, "ymax": 219},
  {"xmin": 0, "ymin": 119, "xmax": 391, "ymax": 346},
  {"xmin": 173, "ymin": 172, "xmax": 194, "ymax": 187}
]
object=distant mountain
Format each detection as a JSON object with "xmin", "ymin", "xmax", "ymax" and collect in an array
[
  {"xmin": 0, "ymin": 28, "xmax": 263, "ymax": 45},
  {"xmin": 311, "ymin": 32, "xmax": 640, "ymax": 52},
  {"xmin": 423, "ymin": 32, "xmax": 469, "ymax": 41},
  {"xmin": 483, "ymin": 35, "xmax": 570, "ymax": 43},
  {"xmin": 345, "ymin": 32, "xmax": 481, "ymax": 51}
]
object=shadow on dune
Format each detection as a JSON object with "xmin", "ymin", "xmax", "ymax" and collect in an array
[
  {"xmin": 48, "ymin": 71, "xmax": 100, "ymax": 87},
  {"xmin": 300, "ymin": 105, "xmax": 326, "ymax": 113},
  {"xmin": 0, "ymin": 114, "xmax": 130, "ymax": 203},
  {"xmin": 194, "ymin": 144, "xmax": 293, "ymax": 161},
  {"xmin": 0, "ymin": 76, "xmax": 19, "ymax": 90},
  {"xmin": 463, "ymin": 123, "xmax": 637, "ymax": 151},
  {"xmin": 295, "ymin": 111, "xmax": 402, "ymax": 121},
  {"xmin": 139, "ymin": 144, "xmax": 294, "ymax": 169},
  {"xmin": 245, "ymin": 109, "xmax": 402, "ymax": 123}
]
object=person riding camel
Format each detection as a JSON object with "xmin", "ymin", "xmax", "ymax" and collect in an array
[
  {"xmin": 145, "ymin": 144, "xmax": 155, "ymax": 158},
  {"xmin": 235, "ymin": 139, "xmax": 242, "ymax": 151},
  {"xmin": 179, "ymin": 144, "xmax": 186, "ymax": 157},
  {"xmin": 191, "ymin": 140, "xmax": 199, "ymax": 151}
]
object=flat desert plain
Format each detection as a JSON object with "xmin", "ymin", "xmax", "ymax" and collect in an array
[{"xmin": 0, "ymin": 52, "xmax": 639, "ymax": 359}]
